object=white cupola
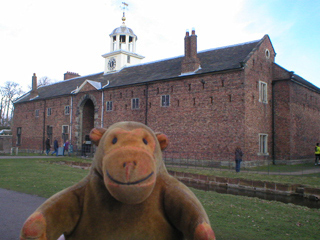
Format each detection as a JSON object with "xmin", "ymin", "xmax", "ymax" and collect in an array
[{"xmin": 102, "ymin": 6, "xmax": 144, "ymax": 74}]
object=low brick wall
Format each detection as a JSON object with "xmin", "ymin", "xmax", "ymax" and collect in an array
[
  {"xmin": 0, "ymin": 135, "xmax": 12, "ymax": 154},
  {"xmin": 304, "ymin": 188, "xmax": 320, "ymax": 200},
  {"xmin": 168, "ymin": 170, "xmax": 320, "ymax": 200}
]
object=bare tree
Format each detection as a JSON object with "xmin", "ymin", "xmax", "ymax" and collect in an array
[
  {"xmin": 0, "ymin": 88, "xmax": 5, "ymax": 126},
  {"xmin": 0, "ymin": 81, "xmax": 24, "ymax": 126},
  {"xmin": 28, "ymin": 76, "xmax": 54, "ymax": 89}
]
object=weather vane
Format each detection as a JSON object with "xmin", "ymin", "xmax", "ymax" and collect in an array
[{"xmin": 121, "ymin": 2, "xmax": 129, "ymax": 24}]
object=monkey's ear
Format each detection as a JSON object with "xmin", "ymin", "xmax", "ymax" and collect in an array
[
  {"xmin": 90, "ymin": 128, "xmax": 106, "ymax": 146},
  {"xmin": 155, "ymin": 133, "xmax": 169, "ymax": 151}
]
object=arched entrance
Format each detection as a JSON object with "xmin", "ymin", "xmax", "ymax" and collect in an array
[
  {"xmin": 81, "ymin": 99, "xmax": 95, "ymax": 143},
  {"xmin": 77, "ymin": 96, "xmax": 96, "ymax": 156}
]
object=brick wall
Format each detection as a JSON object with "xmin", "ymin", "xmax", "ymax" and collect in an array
[
  {"xmin": 243, "ymin": 36, "xmax": 275, "ymax": 162},
  {"xmin": 11, "ymin": 36, "xmax": 320, "ymax": 163},
  {"xmin": 0, "ymin": 135, "xmax": 12, "ymax": 153},
  {"xmin": 273, "ymin": 65, "xmax": 320, "ymax": 161},
  {"xmin": 99, "ymin": 70, "xmax": 247, "ymax": 161},
  {"xmin": 12, "ymin": 101, "xmax": 46, "ymax": 151}
]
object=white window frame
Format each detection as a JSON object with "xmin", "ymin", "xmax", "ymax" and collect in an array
[
  {"xmin": 259, "ymin": 134, "xmax": 268, "ymax": 155},
  {"xmin": 161, "ymin": 95, "xmax": 170, "ymax": 107},
  {"xmin": 106, "ymin": 101, "xmax": 113, "ymax": 111},
  {"xmin": 62, "ymin": 125, "xmax": 69, "ymax": 142},
  {"xmin": 131, "ymin": 98, "xmax": 139, "ymax": 110},
  {"xmin": 259, "ymin": 81, "xmax": 268, "ymax": 103},
  {"xmin": 62, "ymin": 125, "xmax": 69, "ymax": 134},
  {"xmin": 64, "ymin": 105, "xmax": 70, "ymax": 115},
  {"xmin": 47, "ymin": 108, "xmax": 52, "ymax": 116}
]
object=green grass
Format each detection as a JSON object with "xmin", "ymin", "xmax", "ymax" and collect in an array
[
  {"xmin": 196, "ymin": 189, "xmax": 320, "ymax": 240},
  {"xmin": 248, "ymin": 163, "xmax": 317, "ymax": 172},
  {"xmin": 0, "ymin": 158, "xmax": 89, "ymax": 197},
  {"xmin": 1, "ymin": 157, "xmax": 320, "ymax": 239}
]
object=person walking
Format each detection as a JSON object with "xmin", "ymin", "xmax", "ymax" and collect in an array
[
  {"xmin": 45, "ymin": 138, "xmax": 51, "ymax": 155},
  {"xmin": 235, "ymin": 147, "xmax": 243, "ymax": 173},
  {"xmin": 63, "ymin": 140, "xmax": 70, "ymax": 156},
  {"xmin": 51, "ymin": 138, "xmax": 59, "ymax": 156},
  {"xmin": 315, "ymin": 143, "xmax": 320, "ymax": 166}
]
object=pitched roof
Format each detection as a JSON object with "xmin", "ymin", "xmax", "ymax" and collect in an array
[
  {"xmin": 15, "ymin": 37, "xmax": 263, "ymax": 104},
  {"xmin": 291, "ymin": 74, "xmax": 320, "ymax": 93}
]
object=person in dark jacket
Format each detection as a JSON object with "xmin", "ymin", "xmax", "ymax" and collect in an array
[
  {"xmin": 63, "ymin": 140, "xmax": 70, "ymax": 156},
  {"xmin": 45, "ymin": 138, "xmax": 51, "ymax": 155},
  {"xmin": 51, "ymin": 138, "xmax": 59, "ymax": 156},
  {"xmin": 235, "ymin": 147, "xmax": 243, "ymax": 173}
]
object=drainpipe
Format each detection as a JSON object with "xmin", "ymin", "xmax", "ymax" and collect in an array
[
  {"xmin": 70, "ymin": 95, "xmax": 73, "ymax": 142},
  {"xmin": 101, "ymin": 90, "xmax": 104, "ymax": 128},
  {"xmin": 101, "ymin": 81, "xmax": 109, "ymax": 128},
  {"xmin": 272, "ymin": 81, "xmax": 276, "ymax": 165},
  {"xmin": 42, "ymin": 100, "xmax": 46, "ymax": 153},
  {"xmin": 145, "ymin": 84, "xmax": 149, "ymax": 125}
]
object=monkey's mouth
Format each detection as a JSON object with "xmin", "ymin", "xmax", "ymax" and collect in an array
[{"xmin": 106, "ymin": 171, "xmax": 154, "ymax": 185}]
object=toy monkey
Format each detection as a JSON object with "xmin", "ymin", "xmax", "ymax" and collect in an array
[{"xmin": 21, "ymin": 121, "xmax": 215, "ymax": 240}]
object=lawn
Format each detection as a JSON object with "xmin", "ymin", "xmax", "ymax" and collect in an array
[
  {"xmin": 0, "ymin": 157, "xmax": 89, "ymax": 197},
  {"xmin": 1, "ymin": 157, "xmax": 319, "ymax": 240}
]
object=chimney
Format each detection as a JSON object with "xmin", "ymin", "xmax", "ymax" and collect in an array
[
  {"xmin": 181, "ymin": 29, "xmax": 201, "ymax": 74},
  {"xmin": 29, "ymin": 73, "xmax": 38, "ymax": 99},
  {"xmin": 64, "ymin": 71, "xmax": 80, "ymax": 80}
]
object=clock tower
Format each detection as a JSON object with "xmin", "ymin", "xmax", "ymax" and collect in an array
[{"xmin": 102, "ymin": 3, "xmax": 144, "ymax": 74}]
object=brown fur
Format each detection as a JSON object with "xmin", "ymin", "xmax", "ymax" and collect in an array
[{"xmin": 20, "ymin": 121, "xmax": 215, "ymax": 240}]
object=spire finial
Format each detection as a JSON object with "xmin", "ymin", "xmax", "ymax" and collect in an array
[{"xmin": 121, "ymin": 2, "xmax": 128, "ymax": 24}]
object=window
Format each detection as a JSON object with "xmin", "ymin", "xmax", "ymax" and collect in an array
[
  {"xmin": 132, "ymin": 98, "xmax": 139, "ymax": 109},
  {"xmin": 64, "ymin": 106, "xmax": 70, "ymax": 115},
  {"xmin": 35, "ymin": 109, "xmax": 39, "ymax": 117},
  {"xmin": 259, "ymin": 81, "xmax": 267, "ymax": 103},
  {"xmin": 47, "ymin": 107, "xmax": 52, "ymax": 116},
  {"xmin": 120, "ymin": 35, "xmax": 126, "ymax": 43},
  {"xmin": 17, "ymin": 127, "xmax": 22, "ymax": 145},
  {"xmin": 259, "ymin": 134, "xmax": 268, "ymax": 155},
  {"xmin": 161, "ymin": 95, "xmax": 170, "ymax": 107},
  {"xmin": 62, "ymin": 125, "xmax": 69, "ymax": 143},
  {"xmin": 106, "ymin": 101, "xmax": 113, "ymax": 111},
  {"xmin": 265, "ymin": 49, "xmax": 270, "ymax": 59},
  {"xmin": 47, "ymin": 126, "xmax": 53, "ymax": 145},
  {"xmin": 119, "ymin": 35, "xmax": 125, "ymax": 49},
  {"xmin": 113, "ymin": 36, "xmax": 116, "ymax": 51}
]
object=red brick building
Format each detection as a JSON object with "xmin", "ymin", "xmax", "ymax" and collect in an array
[{"xmin": 12, "ymin": 20, "xmax": 320, "ymax": 165}]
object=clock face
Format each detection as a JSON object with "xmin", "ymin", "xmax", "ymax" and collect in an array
[{"xmin": 108, "ymin": 57, "xmax": 116, "ymax": 70}]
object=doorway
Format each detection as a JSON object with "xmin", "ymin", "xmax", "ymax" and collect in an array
[{"xmin": 79, "ymin": 98, "xmax": 95, "ymax": 155}]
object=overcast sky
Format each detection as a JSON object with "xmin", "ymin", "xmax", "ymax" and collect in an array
[{"xmin": 1, "ymin": 0, "xmax": 319, "ymax": 92}]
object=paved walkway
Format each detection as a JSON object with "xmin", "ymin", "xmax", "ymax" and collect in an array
[{"xmin": 0, "ymin": 188, "xmax": 46, "ymax": 240}]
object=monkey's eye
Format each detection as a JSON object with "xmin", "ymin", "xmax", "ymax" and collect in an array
[
  {"xmin": 112, "ymin": 137, "xmax": 118, "ymax": 144},
  {"xmin": 143, "ymin": 138, "xmax": 148, "ymax": 145}
]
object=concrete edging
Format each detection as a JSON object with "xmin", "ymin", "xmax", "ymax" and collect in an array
[{"xmin": 168, "ymin": 170, "xmax": 320, "ymax": 200}]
